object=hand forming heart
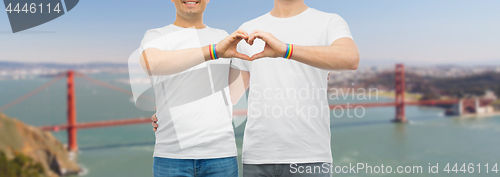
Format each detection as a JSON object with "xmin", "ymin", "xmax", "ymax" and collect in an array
[
  {"xmin": 216, "ymin": 29, "xmax": 251, "ymax": 60},
  {"xmin": 216, "ymin": 29, "xmax": 288, "ymax": 61},
  {"xmin": 247, "ymin": 30, "xmax": 288, "ymax": 61}
]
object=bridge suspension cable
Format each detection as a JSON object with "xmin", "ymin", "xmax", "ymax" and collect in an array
[
  {"xmin": 75, "ymin": 72, "xmax": 134, "ymax": 96},
  {"xmin": 0, "ymin": 73, "xmax": 65, "ymax": 112}
]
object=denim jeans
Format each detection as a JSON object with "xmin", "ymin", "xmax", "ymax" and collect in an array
[
  {"xmin": 243, "ymin": 163, "xmax": 332, "ymax": 177},
  {"xmin": 153, "ymin": 156, "xmax": 239, "ymax": 177}
]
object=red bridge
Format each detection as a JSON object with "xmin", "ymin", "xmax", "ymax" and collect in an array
[{"xmin": 0, "ymin": 64, "xmax": 485, "ymax": 152}]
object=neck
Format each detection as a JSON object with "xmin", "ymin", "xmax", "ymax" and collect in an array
[
  {"xmin": 173, "ymin": 13, "xmax": 206, "ymax": 29},
  {"xmin": 270, "ymin": 0, "xmax": 308, "ymax": 18}
]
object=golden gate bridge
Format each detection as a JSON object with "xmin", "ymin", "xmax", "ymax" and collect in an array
[{"xmin": 0, "ymin": 64, "xmax": 487, "ymax": 153}]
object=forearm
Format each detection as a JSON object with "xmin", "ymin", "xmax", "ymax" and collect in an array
[
  {"xmin": 228, "ymin": 68, "xmax": 250, "ymax": 105},
  {"xmin": 139, "ymin": 46, "xmax": 212, "ymax": 76},
  {"xmin": 290, "ymin": 38, "xmax": 360, "ymax": 70}
]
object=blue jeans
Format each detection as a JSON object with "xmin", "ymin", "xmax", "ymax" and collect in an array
[{"xmin": 153, "ymin": 156, "xmax": 239, "ymax": 177}]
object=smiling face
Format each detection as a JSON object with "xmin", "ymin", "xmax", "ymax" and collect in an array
[{"xmin": 171, "ymin": 0, "xmax": 209, "ymax": 19}]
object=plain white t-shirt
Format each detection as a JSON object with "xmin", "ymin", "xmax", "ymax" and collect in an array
[
  {"xmin": 232, "ymin": 8, "xmax": 353, "ymax": 164},
  {"xmin": 140, "ymin": 24, "xmax": 237, "ymax": 159}
]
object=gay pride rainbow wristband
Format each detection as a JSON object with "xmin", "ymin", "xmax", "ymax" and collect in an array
[
  {"xmin": 209, "ymin": 44, "xmax": 218, "ymax": 60},
  {"xmin": 284, "ymin": 44, "xmax": 294, "ymax": 59}
]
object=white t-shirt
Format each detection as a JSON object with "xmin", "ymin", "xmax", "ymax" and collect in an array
[
  {"xmin": 140, "ymin": 24, "xmax": 237, "ymax": 159},
  {"xmin": 232, "ymin": 8, "xmax": 353, "ymax": 164}
]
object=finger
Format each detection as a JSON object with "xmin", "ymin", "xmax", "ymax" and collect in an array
[
  {"xmin": 250, "ymin": 51, "xmax": 266, "ymax": 61},
  {"xmin": 239, "ymin": 33, "xmax": 249, "ymax": 40},
  {"xmin": 235, "ymin": 52, "xmax": 251, "ymax": 61},
  {"xmin": 236, "ymin": 29, "xmax": 248, "ymax": 36},
  {"xmin": 248, "ymin": 31, "xmax": 260, "ymax": 45},
  {"xmin": 249, "ymin": 32, "xmax": 267, "ymax": 45},
  {"xmin": 152, "ymin": 114, "xmax": 158, "ymax": 122},
  {"xmin": 249, "ymin": 29, "xmax": 261, "ymax": 36},
  {"xmin": 244, "ymin": 30, "xmax": 256, "ymax": 44},
  {"xmin": 228, "ymin": 33, "xmax": 246, "ymax": 44},
  {"xmin": 235, "ymin": 31, "xmax": 248, "ymax": 39},
  {"xmin": 253, "ymin": 33, "xmax": 266, "ymax": 41},
  {"xmin": 235, "ymin": 34, "xmax": 248, "ymax": 41},
  {"xmin": 152, "ymin": 122, "xmax": 158, "ymax": 128},
  {"xmin": 153, "ymin": 127, "xmax": 157, "ymax": 132},
  {"xmin": 249, "ymin": 30, "xmax": 263, "ymax": 37},
  {"xmin": 248, "ymin": 34, "xmax": 257, "ymax": 45},
  {"xmin": 233, "ymin": 34, "xmax": 248, "ymax": 43},
  {"xmin": 238, "ymin": 33, "xmax": 249, "ymax": 40}
]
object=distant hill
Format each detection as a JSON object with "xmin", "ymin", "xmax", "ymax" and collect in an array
[
  {"xmin": 361, "ymin": 71, "xmax": 500, "ymax": 100},
  {"xmin": 432, "ymin": 72, "xmax": 500, "ymax": 98}
]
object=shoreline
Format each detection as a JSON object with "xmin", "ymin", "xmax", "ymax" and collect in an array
[{"xmin": 452, "ymin": 111, "xmax": 500, "ymax": 119}]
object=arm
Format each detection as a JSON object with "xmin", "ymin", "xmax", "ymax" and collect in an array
[
  {"xmin": 228, "ymin": 68, "xmax": 250, "ymax": 105},
  {"xmin": 140, "ymin": 30, "xmax": 251, "ymax": 76},
  {"xmin": 289, "ymin": 38, "xmax": 359, "ymax": 70},
  {"xmin": 248, "ymin": 30, "xmax": 360, "ymax": 70},
  {"xmin": 139, "ymin": 46, "xmax": 212, "ymax": 76}
]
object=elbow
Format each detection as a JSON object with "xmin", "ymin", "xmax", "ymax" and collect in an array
[
  {"xmin": 333, "ymin": 56, "xmax": 359, "ymax": 70},
  {"xmin": 230, "ymin": 93, "xmax": 241, "ymax": 105},
  {"xmin": 231, "ymin": 98, "xmax": 239, "ymax": 105},
  {"xmin": 350, "ymin": 59, "xmax": 359, "ymax": 70},
  {"xmin": 349, "ymin": 54, "xmax": 360, "ymax": 71},
  {"xmin": 347, "ymin": 46, "xmax": 360, "ymax": 70}
]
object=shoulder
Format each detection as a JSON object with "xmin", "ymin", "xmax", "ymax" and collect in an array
[
  {"xmin": 210, "ymin": 27, "xmax": 230, "ymax": 36},
  {"xmin": 140, "ymin": 25, "xmax": 178, "ymax": 47},
  {"xmin": 143, "ymin": 24, "xmax": 179, "ymax": 37},
  {"xmin": 143, "ymin": 28, "xmax": 161, "ymax": 37},
  {"xmin": 239, "ymin": 13, "xmax": 269, "ymax": 30},
  {"xmin": 205, "ymin": 27, "xmax": 230, "ymax": 42},
  {"xmin": 307, "ymin": 8, "xmax": 344, "ymax": 21}
]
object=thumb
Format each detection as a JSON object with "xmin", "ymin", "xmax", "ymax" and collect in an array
[
  {"xmin": 235, "ymin": 52, "xmax": 251, "ymax": 61},
  {"xmin": 250, "ymin": 51, "xmax": 266, "ymax": 61}
]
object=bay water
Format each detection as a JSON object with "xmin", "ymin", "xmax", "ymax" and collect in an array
[{"xmin": 1, "ymin": 73, "xmax": 499, "ymax": 177}]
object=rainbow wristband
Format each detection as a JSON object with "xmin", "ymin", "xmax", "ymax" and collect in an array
[
  {"xmin": 209, "ymin": 44, "xmax": 218, "ymax": 60},
  {"xmin": 283, "ymin": 44, "xmax": 293, "ymax": 59}
]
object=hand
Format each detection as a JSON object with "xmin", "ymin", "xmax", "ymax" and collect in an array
[
  {"xmin": 151, "ymin": 107, "xmax": 158, "ymax": 132},
  {"xmin": 216, "ymin": 29, "xmax": 251, "ymax": 60},
  {"xmin": 247, "ymin": 30, "xmax": 288, "ymax": 61}
]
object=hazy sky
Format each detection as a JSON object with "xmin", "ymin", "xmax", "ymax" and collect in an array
[{"xmin": 1, "ymin": 0, "xmax": 499, "ymax": 66}]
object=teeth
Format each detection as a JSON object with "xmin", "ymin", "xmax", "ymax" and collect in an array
[{"xmin": 185, "ymin": 2, "xmax": 196, "ymax": 4}]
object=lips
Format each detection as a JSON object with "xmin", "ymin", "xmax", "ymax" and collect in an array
[{"xmin": 183, "ymin": 0, "xmax": 199, "ymax": 5}]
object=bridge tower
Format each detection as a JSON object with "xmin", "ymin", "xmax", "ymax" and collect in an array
[
  {"xmin": 393, "ymin": 64, "xmax": 407, "ymax": 123},
  {"xmin": 67, "ymin": 71, "xmax": 78, "ymax": 152}
]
